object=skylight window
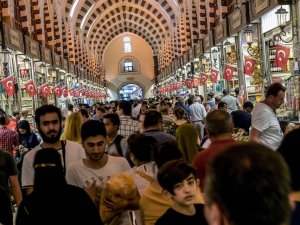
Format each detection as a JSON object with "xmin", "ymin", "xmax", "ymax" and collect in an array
[{"xmin": 123, "ymin": 37, "xmax": 132, "ymax": 53}]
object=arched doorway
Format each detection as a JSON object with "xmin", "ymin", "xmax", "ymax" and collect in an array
[{"xmin": 119, "ymin": 83, "xmax": 143, "ymax": 100}]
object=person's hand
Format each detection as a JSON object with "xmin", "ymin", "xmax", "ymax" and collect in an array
[{"xmin": 85, "ymin": 180, "xmax": 102, "ymax": 207}]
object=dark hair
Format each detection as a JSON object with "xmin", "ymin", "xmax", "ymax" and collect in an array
[
  {"xmin": 81, "ymin": 120, "xmax": 106, "ymax": 141},
  {"xmin": 143, "ymin": 110, "xmax": 163, "ymax": 129},
  {"xmin": 118, "ymin": 100, "xmax": 132, "ymax": 116},
  {"xmin": 217, "ymin": 101, "xmax": 227, "ymax": 110},
  {"xmin": 158, "ymin": 160, "xmax": 196, "ymax": 195},
  {"xmin": 222, "ymin": 89, "xmax": 229, "ymax": 95},
  {"xmin": 174, "ymin": 108, "xmax": 185, "ymax": 120},
  {"xmin": 79, "ymin": 109, "xmax": 89, "ymax": 119},
  {"xmin": 127, "ymin": 134, "xmax": 157, "ymax": 162},
  {"xmin": 153, "ymin": 141, "xmax": 182, "ymax": 168},
  {"xmin": 0, "ymin": 114, "xmax": 6, "ymax": 125},
  {"xmin": 265, "ymin": 83, "xmax": 286, "ymax": 98},
  {"xmin": 103, "ymin": 113, "xmax": 120, "ymax": 127},
  {"xmin": 13, "ymin": 111, "xmax": 20, "ymax": 117},
  {"xmin": 35, "ymin": 105, "xmax": 62, "ymax": 127},
  {"xmin": 18, "ymin": 120, "xmax": 31, "ymax": 137},
  {"xmin": 67, "ymin": 104, "xmax": 74, "ymax": 111},
  {"xmin": 243, "ymin": 101, "xmax": 254, "ymax": 109},
  {"xmin": 205, "ymin": 143, "xmax": 291, "ymax": 225},
  {"xmin": 278, "ymin": 128, "xmax": 300, "ymax": 191},
  {"xmin": 96, "ymin": 107, "xmax": 106, "ymax": 113},
  {"xmin": 205, "ymin": 110, "xmax": 233, "ymax": 137}
]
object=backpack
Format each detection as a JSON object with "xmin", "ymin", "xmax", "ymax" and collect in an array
[{"xmin": 114, "ymin": 135, "xmax": 125, "ymax": 157}]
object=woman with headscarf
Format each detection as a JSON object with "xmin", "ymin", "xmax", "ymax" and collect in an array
[
  {"xmin": 16, "ymin": 148, "xmax": 102, "ymax": 225},
  {"xmin": 17, "ymin": 120, "xmax": 40, "ymax": 151},
  {"xmin": 176, "ymin": 123, "xmax": 200, "ymax": 163}
]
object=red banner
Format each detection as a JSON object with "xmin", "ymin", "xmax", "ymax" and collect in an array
[
  {"xmin": 69, "ymin": 88, "xmax": 74, "ymax": 96},
  {"xmin": 186, "ymin": 79, "xmax": 193, "ymax": 88},
  {"xmin": 210, "ymin": 69, "xmax": 219, "ymax": 83},
  {"xmin": 61, "ymin": 86, "xmax": 68, "ymax": 97},
  {"xmin": 52, "ymin": 85, "xmax": 61, "ymax": 97},
  {"xmin": 1, "ymin": 76, "xmax": 16, "ymax": 96},
  {"xmin": 274, "ymin": 44, "xmax": 290, "ymax": 70},
  {"xmin": 244, "ymin": 57, "xmax": 256, "ymax": 76},
  {"xmin": 200, "ymin": 73, "xmax": 208, "ymax": 84},
  {"xmin": 193, "ymin": 77, "xmax": 199, "ymax": 87},
  {"xmin": 24, "ymin": 80, "xmax": 37, "ymax": 97},
  {"xmin": 40, "ymin": 83, "xmax": 51, "ymax": 97},
  {"xmin": 75, "ymin": 89, "xmax": 80, "ymax": 97},
  {"xmin": 223, "ymin": 65, "xmax": 236, "ymax": 81}
]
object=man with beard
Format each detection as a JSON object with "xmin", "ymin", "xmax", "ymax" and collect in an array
[
  {"xmin": 21, "ymin": 105, "xmax": 85, "ymax": 195},
  {"xmin": 66, "ymin": 120, "xmax": 133, "ymax": 225}
]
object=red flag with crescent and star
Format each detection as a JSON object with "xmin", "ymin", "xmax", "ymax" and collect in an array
[
  {"xmin": 244, "ymin": 57, "xmax": 256, "ymax": 76},
  {"xmin": 223, "ymin": 65, "xmax": 236, "ymax": 81},
  {"xmin": 193, "ymin": 77, "xmax": 199, "ymax": 87},
  {"xmin": 61, "ymin": 86, "xmax": 68, "ymax": 97},
  {"xmin": 274, "ymin": 44, "xmax": 290, "ymax": 70},
  {"xmin": 69, "ymin": 88, "xmax": 74, "ymax": 96},
  {"xmin": 1, "ymin": 76, "xmax": 16, "ymax": 96},
  {"xmin": 200, "ymin": 73, "xmax": 208, "ymax": 84},
  {"xmin": 210, "ymin": 69, "xmax": 219, "ymax": 83},
  {"xmin": 24, "ymin": 80, "xmax": 37, "ymax": 97},
  {"xmin": 40, "ymin": 83, "xmax": 51, "ymax": 97},
  {"xmin": 52, "ymin": 85, "xmax": 61, "ymax": 97}
]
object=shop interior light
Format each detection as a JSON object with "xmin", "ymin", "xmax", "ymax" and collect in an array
[
  {"xmin": 244, "ymin": 27, "xmax": 254, "ymax": 46},
  {"xmin": 211, "ymin": 48, "xmax": 220, "ymax": 69},
  {"xmin": 273, "ymin": 6, "xmax": 297, "ymax": 43}
]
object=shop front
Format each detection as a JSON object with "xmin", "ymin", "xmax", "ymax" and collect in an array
[
  {"xmin": 50, "ymin": 52, "xmax": 63, "ymax": 106},
  {"xmin": 0, "ymin": 23, "xmax": 24, "ymax": 115}
]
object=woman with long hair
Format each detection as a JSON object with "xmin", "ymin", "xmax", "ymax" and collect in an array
[{"xmin": 61, "ymin": 112, "xmax": 82, "ymax": 143}]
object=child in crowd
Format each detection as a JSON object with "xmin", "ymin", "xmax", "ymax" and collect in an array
[{"xmin": 155, "ymin": 160, "xmax": 207, "ymax": 225}]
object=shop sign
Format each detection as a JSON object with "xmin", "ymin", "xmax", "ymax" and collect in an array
[
  {"xmin": 249, "ymin": 0, "xmax": 291, "ymax": 22},
  {"xmin": 3, "ymin": 23, "xmax": 24, "ymax": 52},
  {"xmin": 189, "ymin": 47, "xmax": 194, "ymax": 61},
  {"xmin": 203, "ymin": 32, "xmax": 213, "ymax": 52},
  {"xmin": 63, "ymin": 58, "xmax": 68, "ymax": 72},
  {"xmin": 43, "ymin": 47, "xmax": 52, "ymax": 65},
  {"xmin": 69, "ymin": 62, "xmax": 75, "ymax": 74},
  {"xmin": 228, "ymin": 5, "xmax": 248, "ymax": 36},
  {"xmin": 25, "ymin": 36, "xmax": 40, "ymax": 59},
  {"xmin": 53, "ymin": 53, "xmax": 61, "ymax": 68},
  {"xmin": 194, "ymin": 42, "xmax": 203, "ymax": 57}
]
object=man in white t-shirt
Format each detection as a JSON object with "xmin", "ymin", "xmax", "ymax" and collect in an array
[
  {"xmin": 66, "ymin": 120, "xmax": 135, "ymax": 225},
  {"xmin": 21, "ymin": 105, "xmax": 85, "ymax": 195},
  {"xmin": 250, "ymin": 83, "xmax": 287, "ymax": 150}
]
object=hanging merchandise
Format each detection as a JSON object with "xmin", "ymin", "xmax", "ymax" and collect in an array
[
  {"xmin": 223, "ymin": 65, "xmax": 236, "ymax": 81},
  {"xmin": 52, "ymin": 85, "xmax": 61, "ymax": 97},
  {"xmin": 40, "ymin": 83, "xmax": 51, "ymax": 97},
  {"xmin": 244, "ymin": 57, "xmax": 256, "ymax": 76},
  {"xmin": 61, "ymin": 86, "xmax": 68, "ymax": 98},
  {"xmin": 24, "ymin": 80, "xmax": 37, "ymax": 97},
  {"xmin": 200, "ymin": 73, "xmax": 208, "ymax": 84},
  {"xmin": 274, "ymin": 44, "xmax": 290, "ymax": 70},
  {"xmin": 210, "ymin": 69, "xmax": 219, "ymax": 83},
  {"xmin": 1, "ymin": 75, "xmax": 16, "ymax": 97}
]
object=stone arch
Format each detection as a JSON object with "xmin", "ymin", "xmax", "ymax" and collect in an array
[{"xmin": 119, "ymin": 55, "xmax": 141, "ymax": 74}]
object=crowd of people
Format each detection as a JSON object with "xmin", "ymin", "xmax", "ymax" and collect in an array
[{"xmin": 0, "ymin": 82, "xmax": 299, "ymax": 225}]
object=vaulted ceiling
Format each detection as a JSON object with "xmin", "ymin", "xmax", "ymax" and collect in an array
[{"xmin": 65, "ymin": 0, "xmax": 180, "ymax": 55}]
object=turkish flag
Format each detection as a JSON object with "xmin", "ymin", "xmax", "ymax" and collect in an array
[
  {"xmin": 53, "ymin": 85, "xmax": 61, "ymax": 97},
  {"xmin": 75, "ymin": 89, "xmax": 80, "ymax": 97},
  {"xmin": 61, "ymin": 86, "xmax": 68, "ymax": 97},
  {"xmin": 40, "ymin": 83, "xmax": 51, "ymax": 97},
  {"xmin": 223, "ymin": 65, "xmax": 236, "ymax": 81},
  {"xmin": 244, "ymin": 57, "xmax": 256, "ymax": 76},
  {"xmin": 210, "ymin": 69, "xmax": 219, "ymax": 83},
  {"xmin": 200, "ymin": 73, "xmax": 208, "ymax": 84},
  {"xmin": 24, "ymin": 80, "xmax": 37, "ymax": 97},
  {"xmin": 186, "ymin": 79, "xmax": 193, "ymax": 88},
  {"xmin": 1, "ymin": 76, "xmax": 16, "ymax": 96},
  {"xmin": 193, "ymin": 77, "xmax": 199, "ymax": 87},
  {"xmin": 69, "ymin": 88, "xmax": 74, "ymax": 96},
  {"xmin": 274, "ymin": 44, "xmax": 290, "ymax": 70}
]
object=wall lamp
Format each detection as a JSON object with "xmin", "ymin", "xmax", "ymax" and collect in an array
[{"xmin": 243, "ymin": 27, "xmax": 260, "ymax": 57}]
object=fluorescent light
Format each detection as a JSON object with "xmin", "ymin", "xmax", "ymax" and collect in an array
[
  {"xmin": 70, "ymin": 0, "xmax": 79, "ymax": 18},
  {"xmin": 80, "ymin": 3, "xmax": 96, "ymax": 29}
]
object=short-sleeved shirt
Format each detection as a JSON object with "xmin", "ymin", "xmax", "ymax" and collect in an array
[
  {"xmin": 251, "ymin": 102, "xmax": 283, "ymax": 150},
  {"xmin": 66, "ymin": 155, "xmax": 131, "ymax": 188},
  {"xmin": 0, "ymin": 151, "xmax": 18, "ymax": 196},
  {"xmin": 21, "ymin": 140, "xmax": 85, "ymax": 188},
  {"xmin": 221, "ymin": 95, "xmax": 239, "ymax": 112},
  {"xmin": 118, "ymin": 116, "xmax": 140, "ymax": 139},
  {"xmin": 0, "ymin": 127, "xmax": 18, "ymax": 153},
  {"xmin": 155, "ymin": 204, "xmax": 207, "ymax": 225}
]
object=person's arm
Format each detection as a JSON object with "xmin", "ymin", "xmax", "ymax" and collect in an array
[
  {"xmin": 249, "ymin": 127, "xmax": 262, "ymax": 143},
  {"xmin": 9, "ymin": 175, "xmax": 22, "ymax": 207}
]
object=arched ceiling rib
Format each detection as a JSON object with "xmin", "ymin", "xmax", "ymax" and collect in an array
[{"xmin": 97, "ymin": 23, "xmax": 160, "ymax": 56}]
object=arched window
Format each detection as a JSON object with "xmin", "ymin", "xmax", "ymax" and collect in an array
[
  {"xmin": 123, "ymin": 37, "xmax": 132, "ymax": 53},
  {"xmin": 119, "ymin": 57, "xmax": 140, "ymax": 74}
]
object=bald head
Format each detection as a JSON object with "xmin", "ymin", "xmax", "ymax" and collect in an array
[{"xmin": 205, "ymin": 110, "xmax": 233, "ymax": 137}]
